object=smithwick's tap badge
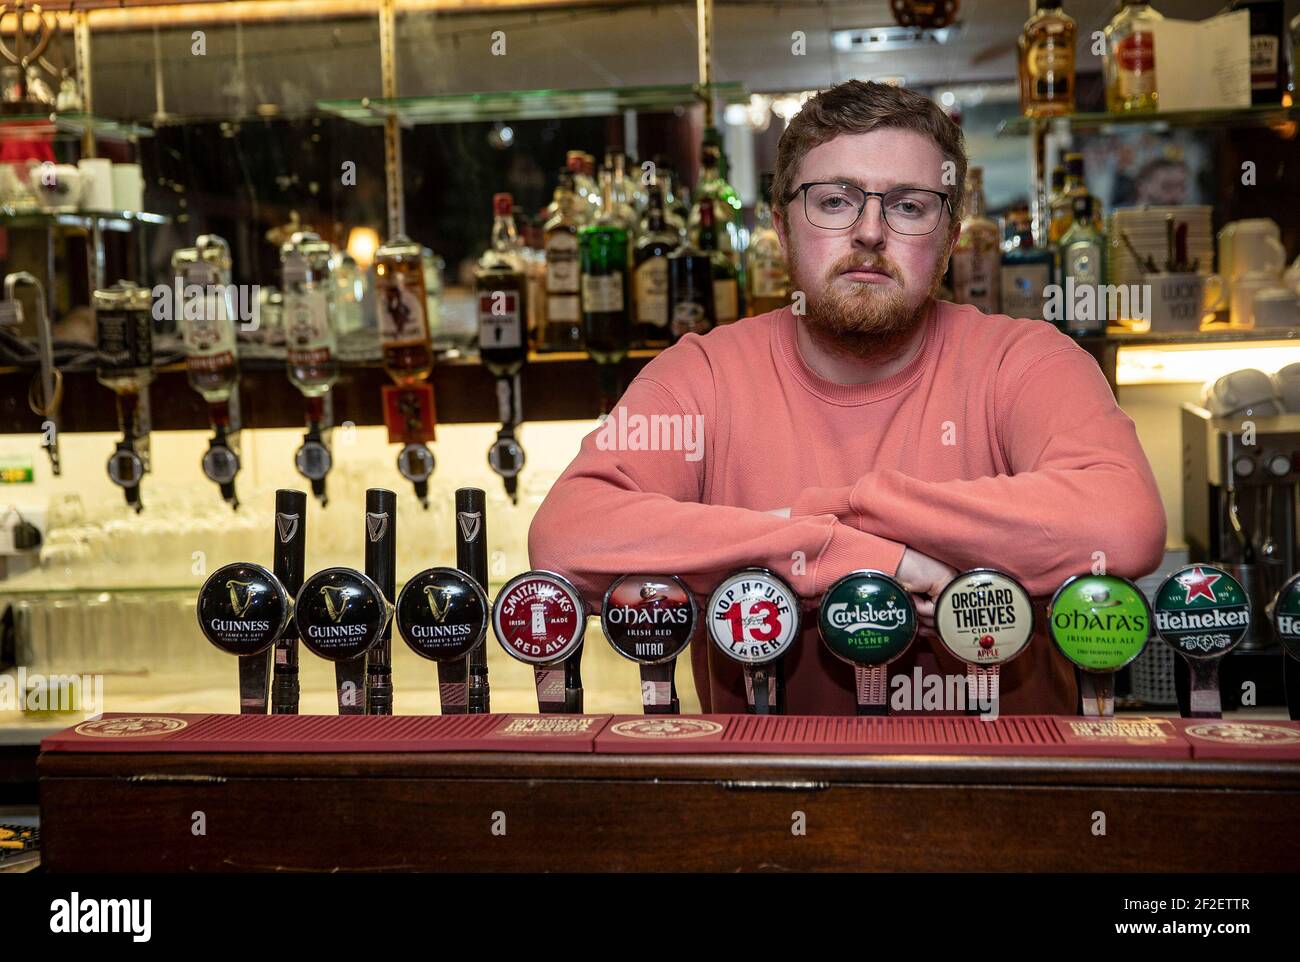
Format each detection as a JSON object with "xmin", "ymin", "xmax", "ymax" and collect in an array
[
  {"xmin": 707, "ymin": 568, "xmax": 800, "ymax": 665},
  {"xmin": 1270, "ymin": 572, "xmax": 1300, "ymax": 662},
  {"xmin": 818, "ymin": 570, "xmax": 917, "ymax": 667},
  {"xmin": 1153, "ymin": 564, "xmax": 1250, "ymax": 659},
  {"xmin": 492, "ymin": 570, "xmax": 587, "ymax": 665},
  {"xmin": 295, "ymin": 566, "xmax": 392, "ymax": 661},
  {"xmin": 600, "ymin": 574, "xmax": 697, "ymax": 665},
  {"xmin": 1047, "ymin": 574, "xmax": 1151, "ymax": 672},
  {"xmin": 197, "ymin": 562, "xmax": 292, "ymax": 656},
  {"xmin": 934, "ymin": 568, "xmax": 1034, "ymax": 666},
  {"xmin": 396, "ymin": 567, "xmax": 489, "ymax": 662}
]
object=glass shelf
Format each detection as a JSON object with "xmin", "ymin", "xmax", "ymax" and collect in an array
[
  {"xmin": 0, "ymin": 112, "xmax": 154, "ymax": 141},
  {"xmin": 317, "ymin": 82, "xmax": 747, "ymax": 126},
  {"xmin": 0, "ymin": 208, "xmax": 170, "ymax": 233},
  {"xmin": 997, "ymin": 104, "xmax": 1299, "ymax": 137}
]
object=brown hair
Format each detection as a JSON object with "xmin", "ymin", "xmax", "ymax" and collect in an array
[{"xmin": 771, "ymin": 80, "xmax": 968, "ymax": 238}]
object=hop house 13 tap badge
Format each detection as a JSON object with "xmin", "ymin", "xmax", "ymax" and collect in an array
[
  {"xmin": 934, "ymin": 568, "xmax": 1034, "ymax": 666},
  {"xmin": 707, "ymin": 568, "xmax": 800, "ymax": 665}
]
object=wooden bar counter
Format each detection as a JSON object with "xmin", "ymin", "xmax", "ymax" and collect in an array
[{"xmin": 37, "ymin": 713, "xmax": 1300, "ymax": 872}]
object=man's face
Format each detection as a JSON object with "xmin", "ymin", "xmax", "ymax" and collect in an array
[{"xmin": 774, "ymin": 128, "xmax": 959, "ymax": 357}]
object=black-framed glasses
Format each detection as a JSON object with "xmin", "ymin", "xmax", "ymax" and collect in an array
[{"xmin": 788, "ymin": 182, "xmax": 953, "ymax": 235}]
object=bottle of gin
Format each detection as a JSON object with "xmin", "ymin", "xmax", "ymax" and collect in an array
[
  {"xmin": 1001, "ymin": 224, "xmax": 1056, "ymax": 322},
  {"xmin": 950, "ymin": 167, "xmax": 1001, "ymax": 315},
  {"xmin": 1058, "ymin": 194, "xmax": 1107, "ymax": 337},
  {"xmin": 1018, "ymin": 0, "xmax": 1077, "ymax": 117},
  {"xmin": 1104, "ymin": 0, "xmax": 1163, "ymax": 113}
]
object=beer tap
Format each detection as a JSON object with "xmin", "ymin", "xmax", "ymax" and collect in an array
[
  {"xmin": 93, "ymin": 281, "xmax": 153, "ymax": 513},
  {"xmin": 376, "ymin": 233, "xmax": 437, "ymax": 508},
  {"xmin": 174, "ymin": 234, "xmax": 242, "ymax": 509},
  {"xmin": 475, "ymin": 192, "xmax": 528, "ymax": 504},
  {"xmin": 281, "ymin": 231, "xmax": 338, "ymax": 506},
  {"xmin": 0, "ymin": 273, "xmax": 60, "ymax": 475}
]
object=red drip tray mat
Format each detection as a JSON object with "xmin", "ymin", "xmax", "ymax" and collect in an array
[
  {"xmin": 593, "ymin": 714, "xmax": 1190, "ymax": 757},
  {"xmin": 1171, "ymin": 719, "xmax": 1300, "ymax": 761},
  {"xmin": 39, "ymin": 713, "xmax": 609, "ymax": 753}
]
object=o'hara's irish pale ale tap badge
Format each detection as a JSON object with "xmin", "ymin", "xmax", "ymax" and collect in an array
[
  {"xmin": 601, "ymin": 574, "xmax": 698, "ymax": 715},
  {"xmin": 295, "ymin": 567, "xmax": 393, "ymax": 715},
  {"xmin": 1272, "ymin": 572, "xmax": 1300, "ymax": 721},
  {"xmin": 818, "ymin": 570, "xmax": 917, "ymax": 715},
  {"xmin": 197, "ymin": 561, "xmax": 293, "ymax": 714},
  {"xmin": 492, "ymin": 570, "xmax": 588, "ymax": 713},
  {"xmin": 1048, "ymin": 575, "xmax": 1151, "ymax": 717},
  {"xmin": 396, "ymin": 568, "xmax": 489, "ymax": 714},
  {"xmin": 708, "ymin": 568, "xmax": 801, "ymax": 714},
  {"xmin": 934, "ymin": 568, "xmax": 1034, "ymax": 713},
  {"xmin": 1154, "ymin": 564, "xmax": 1250, "ymax": 719}
]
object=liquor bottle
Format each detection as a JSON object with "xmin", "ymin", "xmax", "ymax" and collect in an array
[
  {"xmin": 541, "ymin": 171, "xmax": 584, "ymax": 352},
  {"xmin": 1104, "ymin": 0, "xmax": 1163, "ymax": 113},
  {"xmin": 604, "ymin": 148, "xmax": 639, "ymax": 234},
  {"xmin": 691, "ymin": 136, "xmax": 747, "ymax": 309},
  {"xmin": 1018, "ymin": 0, "xmax": 1077, "ymax": 117},
  {"xmin": 174, "ymin": 234, "xmax": 241, "ymax": 509},
  {"xmin": 475, "ymin": 192, "xmax": 529, "ymax": 503},
  {"xmin": 950, "ymin": 167, "xmax": 1001, "ymax": 314},
  {"xmin": 1229, "ymin": 0, "xmax": 1286, "ymax": 105},
  {"xmin": 580, "ymin": 165, "xmax": 632, "ymax": 413},
  {"xmin": 699, "ymin": 199, "xmax": 740, "ymax": 324},
  {"xmin": 632, "ymin": 185, "xmax": 678, "ymax": 349},
  {"xmin": 572, "ymin": 151, "xmax": 601, "ymax": 220},
  {"xmin": 667, "ymin": 233, "xmax": 714, "ymax": 343},
  {"xmin": 94, "ymin": 280, "xmax": 153, "ymax": 512},
  {"xmin": 746, "ymin": 172, "xmax": 791, "ymax": 315},
  {"xmin": 1049, "ymin": 153, "xmax": 1102, "ymax": 243},
  {"xmin": 651, "ymin": 158, "xmax": 689, "ymax": 242},
  {"xmin": 1001, "ymin": 224, "xmax": 1056, "ymax": 321},
  {"xmin": 1058, "ymin": 194, "xmax": 1107, "ymax": 336},
  {"xmin": 376, "ymin": 233, "xmax": 438, "ymax": 507},
  {"xmin": 281, "ymin": 230, "xmax": 338, "ymax": 505},
  {"xmin": 1046, "ymin": 164, "xmax": 1068, "ymax": 243}
]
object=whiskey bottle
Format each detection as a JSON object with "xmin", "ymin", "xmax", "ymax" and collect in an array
[
  {"xmin": 1104, "ymin": 0, "xmax": 1163, "ymax": 113},
  {"xmin": 745, "ymin": 172, "xmax": 791, "ymax": 315},
  {"xmin": 1229, "ymin": 0, "xmax": 1287, "ymax": 105},
  {"xmin": 667, "ymin": 233, "xmax": 714, "ymax": 343},
  {"xmin": 950, "ymin": 167, "xmax": 1002, "ymax": 315},
  {"xmin": 632, "ymin": 184, "xmax": 678, "ymax": 349},
  {"xmin": 580, "ymin": 166, "xmax": 632, "ymax": 413},
  {"xmin": 1018, "ymin": 0, "xmax": 1077, "ymax": 117},
  {"xmin": 699, "ymin": 199, "xmax": 740, "ymax": 324},
  {"xmin": 94, "ymin": 281, "xmax": 153, "ymax": 512},
  {"xmin": 541, "ymin": 171, "xmax": 584, "ymax": 352},
  {"xmin": 691, "ymin": 140, "xmax": 746, "ymax": 301}
]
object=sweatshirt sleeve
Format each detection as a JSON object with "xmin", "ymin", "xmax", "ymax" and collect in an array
[
  {"xmin": 527, "ymin": 371, "xmax": 906, "ymax": 609},
  {"xmin": 790, "ymin": 344, "xmax": 1167, "ymax": 596}
]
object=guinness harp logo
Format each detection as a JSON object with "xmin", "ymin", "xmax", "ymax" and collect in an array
[
  {"xmin": 423, "ymin": 584, "xmax": 454, "ymax": 622},
  {"xmin": 226, "ymin": 580, "xmax": 257, "ymax": 618},
  {"xmin": 457, "ymin": 511, "xmax": 482, "ymax": 543},
  {"xmin": 276, "ymin": 512, "xmax": 300, "ymax": 544},
  {"xmin": 366, "ymin": 511, "xmax": 389, "ymax": 543},
  {"xmin": 321, "ymin": 585, "xmax": 350, "ymax": 623}
]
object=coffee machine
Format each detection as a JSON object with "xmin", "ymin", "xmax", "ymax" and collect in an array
[{"xmin": 1182, "ymin": 403, "xmax": 1299, "ymax": 710}]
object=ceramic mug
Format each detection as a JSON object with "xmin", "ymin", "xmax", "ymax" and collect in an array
[
  {"xmin": 1146, "ymin": 272, "xmax": 1226, "ymax": 331},
  {"xmin": 30, "ymin": 162, "xmax": 82, "ymax": 211}
]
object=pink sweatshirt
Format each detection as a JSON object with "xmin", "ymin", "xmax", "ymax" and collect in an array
[{"xmin": 528, "ymin": 302, "xmax": 1167, "ymax": 714}]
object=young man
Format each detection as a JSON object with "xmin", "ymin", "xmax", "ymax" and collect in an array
[{"xmin": 528, "ymin": 80, "xmax": 1166, "ymax": 714}]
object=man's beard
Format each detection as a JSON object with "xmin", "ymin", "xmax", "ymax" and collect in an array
[{"xmin": 787, "ymin": 232, "xmax": 949, "ymax": 361}]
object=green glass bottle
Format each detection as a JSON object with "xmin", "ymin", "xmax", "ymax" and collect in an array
[
  {"xmin": 580, "ymin": 166, "xmax": 632, "ymax": 412},
  {"xmin": 1058, "ymin": 194, "xmax": 1107, "ymax": 337}
]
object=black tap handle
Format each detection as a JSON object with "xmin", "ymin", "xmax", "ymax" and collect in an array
[
  {"xmin": 456, "ymin": 487, "xmax": 490, "ymax": 714},
  {"xmin": 271, "ymin": 488, "xmax": 307, "ymax": 715},
  {"xmin": 365, "ymin": 488, "xmax": 397, "ymax": 715}
]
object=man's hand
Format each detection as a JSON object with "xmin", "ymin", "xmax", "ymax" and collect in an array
[{"xmin": 895, "ymin": 546, "xmax": 957, "ymax": 626}]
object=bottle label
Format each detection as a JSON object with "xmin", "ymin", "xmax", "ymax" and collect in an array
[
  {"xmin": 635, "ymin": 258, "xmax": 669, "ymax": 327},
  {"xmin": 96, "ymin": 309, "xmax": 153, "ymax": 371},
  {"xmin": 181, "ymin": 303, "xmax": 236, "ymax": 358},
  {"xmin": 581, "ymin": 272, "xmax": 624, "ymax": 313},
  {"xmin": 546, "ymin": 233, "xmax": 580, "ymax": 293},
  {"xmin": 1030, "ymin": 36, "xmax": 1074, "ymax": 99},
  {"xmin": 1249, "ymin": 35, "xmax": 1279, "ymax": 90},
  {"xmin": 1116, "ymin": 31, "xmax": 1156, "ymax": 97},
  {"xmin": 377, "ymin": 260, "xmax": 429, "ymax": 347},
  {"xmin": 284, "ymin": 289, "xmax": 332, "ymax": 351},
  {"xmin": 1000, "ymin": 261, "xmax": 1052, "ymax": 319},
  {"xmin": 713, "ymin": 279, "xmax": 739, "ymax": 323},
  {"xmin": 546, "ymin": 294, "xmax": 580, "ymax": 324},
  {"xmin": 477, "ymin": 290, "xmax": 523, "ymax": 349},
  {"xmin": 951, "ymin": 246, "xmax": 1000, "ymax": 314}
]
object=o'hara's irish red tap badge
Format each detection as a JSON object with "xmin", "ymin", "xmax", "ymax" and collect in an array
[
  {"xmin": 492, "ymin": 570, "xmax": 587, "ymax": 665},
  {"xmin": 707, "ymin": 568, "xmax": 800, "ymax": 665},
  {"xmin": 74, "ymin": 716, "xmax": 188, "ymax": 738}
]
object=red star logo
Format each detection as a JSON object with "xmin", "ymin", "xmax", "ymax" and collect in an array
[{"xmin": 1177, "ymin": 567, "xmax": 1221, "ymax": 604}]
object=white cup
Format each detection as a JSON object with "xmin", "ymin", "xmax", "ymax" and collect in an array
[
  {"xmin": 111, "ymin": 162, "xmax": 143, "ymax": 213},
  {"xmin": 1252, "ymin": 287, "xmax": 1299, "ymax": 329},
  {"xmin": 77, "ymin": 157, "xmax": 114, "ymax": 211},
  {"xmin": 31, "ymin": 162, "xmax": 82, "ymax": 211},
  {"xmin": 1230, "ymin": 269, "xmax": 1282, "ymax": 328},
  {"xmin": 1219, "ymin": 218, "xmax": 1286, "ymax": 283},
  {"xmin": 1147, "ymin": 272, "xmax": 1227, "ymax": 331}
]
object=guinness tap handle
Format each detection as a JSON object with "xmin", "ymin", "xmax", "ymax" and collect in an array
[
  {"xmin": 365, "ymin": 488, "xmax": 397, "ymax": 715},
  {"xmin": 271, "ymin": 489, "xmax": 307, "ymax": 714},
  {"xmin": 456, "ymin": 487, "xmax": 490, "ymax": 714}
]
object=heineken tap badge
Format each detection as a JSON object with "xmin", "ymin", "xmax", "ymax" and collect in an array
[{"xmin": 1154, "ymin": 564, "xmax": 1250, "ymax": 719}]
